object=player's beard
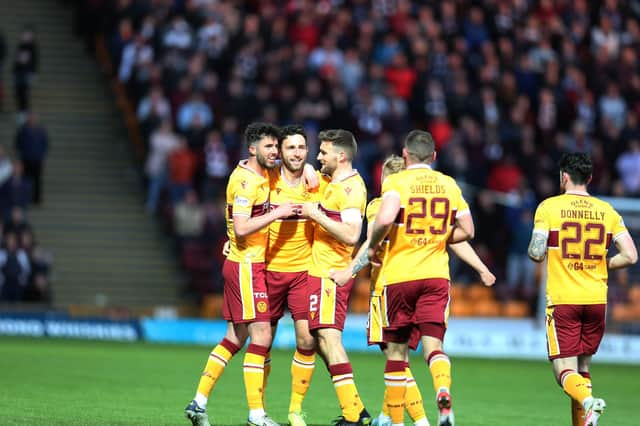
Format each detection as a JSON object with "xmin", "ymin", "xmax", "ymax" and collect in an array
[
  {"xmin": 257, "ymin": 151, "xmax": 277, "ymax": 169},
  {"xmin": 320, "ymin": 160, "xmax": 336, "ymax": 176},
  {"xmin": 282, "ymin": 155, "xmax": 304, "ymax": 173}
]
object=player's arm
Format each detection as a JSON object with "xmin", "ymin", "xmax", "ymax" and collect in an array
[
  {"xmin": 607, "ymin": 232, "xmax": 638, "ymax": 269},
  {"xmin": 329, "ymin": 222, "xmax": 375, "ymax": 286},
  {"xmin": 448, "ymin": 213, "xmax": 475, "ymax": 243},
  {"xmin": 449, "ymin": 241, "xmax": 495, "ymax": 286},
  {"xmin": 302, "ymin": 203, "xmax": 362, "ymax": 245},
  {"xmin": 368, "ymin": 192, "xmax": 400, "ymax": 251},
  {"xmin": 234, "ymin": 203, "xmax": 296, "ymax": 237},
  {"xmin": 527, "ymin": 229, "xmax": 548, "ymax": 262}
]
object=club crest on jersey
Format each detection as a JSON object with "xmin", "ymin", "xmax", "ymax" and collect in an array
[
  {"xmin": 240, "ymin": 180, "xmax": 247, "ymax": 189},
  {"xmin": 276, "ymin": 187, "xmax": 282, "ymax": 194},
  {"xmin": 344, "ymin": 186, "xmax": 352, "ymax": 195}
]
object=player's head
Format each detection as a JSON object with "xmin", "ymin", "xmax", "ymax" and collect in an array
[
  {"xmin": 279, "ymin": 124, "xmax": 307, "ymax": 173},
  {"xmin": 403, "ymin": 130, "xmax": 436, "ymax": 165},
  {"xmin": 244, "ymin": 122, "xmax": 280, "ymax": 170},
  {"xmin": 558, "ymin": 152, "xmax": 592, "ymax": 192},
  {"xmin": 317, "ymin": 129, "xmax": 357, "ymax": 175},
  {"xmin": 381, "ymin": 154, "xmax": 405, "ymax": 182}
]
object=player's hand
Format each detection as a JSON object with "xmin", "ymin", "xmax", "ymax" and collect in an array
[
  {"xmin": 303, "ymin": 164, "xmax": 319, "ymax": 190},
  {"xmin": 273, "ymin": 202, "xmax": 298, "ymax": 219},
  {"xmin": 222, "ymin": 240, "xmax": 230, "ymax": 257},
  {"xmin": 300, "ymin": 202, "xmax": 320, "ymax": 220},
  {"xmin": 329, "ymin": 268, "xmax": 353, "ymax": 286},
  {"xmin": 479, "ymin": 269, "xmax": 496, "ymax": 287}
]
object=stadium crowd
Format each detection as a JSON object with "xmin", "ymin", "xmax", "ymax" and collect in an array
[
  {"xmin": 75, "ymin": 0, "xmax": 640, "ymax": 311},
  {"xmin": 0, "ymin": 27, "xmax": 52, "ymax": 304}
]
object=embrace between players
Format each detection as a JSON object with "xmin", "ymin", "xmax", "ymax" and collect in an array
[{"xmin": 185, "ymin": 123, "xmax": 637, "ymax": 426}]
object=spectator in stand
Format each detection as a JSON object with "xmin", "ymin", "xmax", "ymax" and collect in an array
[
  {"xmin": 616, "ymin": 139, "xmax": 640, "ymax": 196},
  {"xmin": 137, "ymin": 85, "xmax": 171, "ymax": 141},
  {"xmin": 5, "ymin": 206, "xmax": 32, "ymax": 238},
  {"xmin": 0, "ymin": 29, "xmax": 6, "ymax": 112},
  {"xmin": 12, "ymin": 26, "xmax": 38, "ymax": 116},
  {"xmin": 177, "ymin": 92, "xmax": 212, "ymax": 132},
  {"xmin": 20, "ymin": 229, "xmax": 53, "ymax": 304},
  {"xmin": 145, "ymin": 119, "xmax": 179, "ymax": 214},
  {"xmin": 173, "ymin": 188, "xmax": 205, "ymax": 247},
  {"xmin": 167, "ymin": 137, "xmax": 197, "ymax": 205},
  {"xmin": 15, "ymin": 112, "xmax": 48, "ymax": 205},
  {"xmin": 0, "ymin": 231, "xmax": 31, "ymax": 302},
  {"xmin": 0, "ymin": 161, "xmax": 32, "ymax": 220},
  {"xmin": 201, "ymin": 130, "xmax": 230, "ymax": 201}
]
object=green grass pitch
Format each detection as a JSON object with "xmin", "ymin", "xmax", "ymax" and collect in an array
[{"xmin": 1, "ymin": 337, "xmax": 638, "ymax": 425}]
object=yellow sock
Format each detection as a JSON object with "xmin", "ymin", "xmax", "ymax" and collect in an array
[
  {"xmin": 572, "ymin": 372, "xmax": 591, "ymax": 425},
  {"xmin": 384, "ymin": 360, "xmax": 406, "ymax": 424},
  {"xmin": 381, "ymin": 388, "xmax": 389, "ymax": 416},
  {"xmin": 427, "ymin": 350, "xmax": 451, "ymax": 392},
  {"xmin": 262, "ymin": 352, "xmax": 271, "ymax": 408},
  {"xmin": 196, "ymin": 338, "xmax": 240, "ymax": 402},
  {"xmin": 289, "ymin": 348, "xmax": 316, "ymax": 413},
  {"xmin": 559, "ymin": 370, "xmax": 592, "ymax": 406},
  {"xmin": 244, "ymin": 344, "xmax": 268, "ymax": 410},
  {"xmin": 405, "ymin": 366, "xmax": 427, "ymax": 422},
  {"xmin": 329, "ymin": 363, "xmax": 362, "ymax": 422}
]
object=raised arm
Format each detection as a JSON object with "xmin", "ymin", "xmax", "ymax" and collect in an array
[{"xmin": 234, "ymin": 203, "xmax": 296, "ymax": 238}]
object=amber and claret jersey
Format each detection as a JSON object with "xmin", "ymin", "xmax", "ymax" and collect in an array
[
  {"xmin": 533, "ymin": 191, "xmax": 628, "ymax": 305},
  {"xmin": 265, "ymin": 168, "xmax": 326, "ymax": 272},
  {"xmin": 309, "ymin": 171, "xmax": 366, "ymax": 277},
  {"xmin": 225, "ymin": 161, "xmax": 270, "ymax": 263},
  {"xmin": 366, "ymin": 198, "xmax": 387, "ymax": 296},
  {"xmin": 380, "ymin": 165, "xmax": 470, "ymax": 286}
]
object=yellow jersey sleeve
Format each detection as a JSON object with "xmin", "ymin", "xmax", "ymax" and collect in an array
[
  {"xmin": 309, "ymin": 172, "xmax": 366, "ymax": 277},
  {"xmin": 225, "ymin": 164, "xmax": 270, "ymax": 263}
]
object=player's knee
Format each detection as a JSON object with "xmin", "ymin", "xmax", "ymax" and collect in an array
[
  {"xmin": 296, "ymin": 334, "xmax": 315, "ymax": 351},
  {"xmin": 248, "ymin": 322, "xmax": 273, "ymax": 347}
]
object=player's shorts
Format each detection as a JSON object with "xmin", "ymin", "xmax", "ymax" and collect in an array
[
  {"xmin": 266, "ymin": 270, "xmax": 308, "ymax": 323},
  {"xmin": 545, "ymin": 304, "xmax": 606, "ymax": 360},
  {"xmin": 383, "ymin": 278, "xmax": 450, "ymax": 343},
  {"xmin": 222, "ymin": 259, "xmax": 270, "ymax": 323},
  {"xmin": 308, "ymin": 274, "xmax": 354, "ymax": 331}
]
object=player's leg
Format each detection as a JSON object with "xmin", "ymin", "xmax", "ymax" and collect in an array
[
  {"xmin": 415, "ymin": 279, "xmax": 452, "ymax": 426},
  {"xmin": 309, "ymin": 275, "xmax": 369, "ymax": 425},
  {"xmin": 288, "ymin": 272, "xmax": 316, "ymax": 423},
  {"xmin": 571, "ymin": 355, "xmax": 592, "ymax": 426},
  {"xmin": 315, "ymin": 328, "xmax": 368, "ymax": 424},
  {"xmin": 264, "ymin": 270, "xmax": 289, "ymax": 406},
  {"xmin": 245, "ymin": 320, "xmax": 278, "ymax": 426},
  {"xmin": 548, "ymin": 305, "xmax": 604, "ymax": 426},
  {"xmin": 186, "ymin": 321, "xmax": 246, "ymax": 426},
  {"xmin": 384, "ymin": 340, "xmax": 409, "ymax": 426},
  {"xmin": 289, "ymin": 318, "xmax": 316, "ymax": 423},
  {"xmin": 578, "ymin": 304, "xmax": 607, "ymax": 426},
  {"xmin": 404, "ymin": 330, "xmax": 428, "ymax": 426}
]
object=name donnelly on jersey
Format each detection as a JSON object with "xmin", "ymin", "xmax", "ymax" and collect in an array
[
  {"xmin": 560, "ymin": 209, "xmax": 605, "ymax": 221},
  {"xmin": 410, "ymin": 184, "xmax": 446, "ymax": 194}
]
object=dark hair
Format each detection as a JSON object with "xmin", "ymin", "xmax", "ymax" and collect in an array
[
  {"xmin": 317, "ymin": 129, "xmax": 357, "ymax": 160},
  {"xmin": 279, "ymin": 124, "xmax": 306, "ymax": 142},
  {"xmin": 559, "ymin": 152, "xmax": 592, "ymax": 185},
  {"xmin": 404, "ymin": 130, "xmax": 435, "ymax": 162},
  {"xmin": 244, "ymin": 122, "xmax": 280, "ymax": 147}
]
